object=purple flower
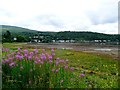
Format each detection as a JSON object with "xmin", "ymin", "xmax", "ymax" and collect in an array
[
  {"xmin": 56, "ymin": 69, "xmax": 59, "ymax": 73},
  {"xmin": 42, "ymin": 49, "xmax": 45, "ymax": 53},
  {"xmin": 28, "ymin": 56, "xmax": 32, "ymax": 60},
  {"xmin": 17, "ymin": 52, "xmax": 21, "ymax": 55},
  {"xmin": 37, "ymin": 59, "xmax": 41, "ymax": 62},
  {"xmin": 40, "ymin": 53, "xmax": 46, "ymax": 60},
  {"xmin": 48, "ymin": 55, "xmax": 52, "ymax": 60},
  {"xmin": 23, "ymin": 49, "xmax": 28, "ymax": 54},
  {"xmin": 8, "ymin": 57, "xmax": 13, "ymax": 61},
  {"xmin": 16, "ymin": 55, "xmax": 23, "ymax": 60},
  {"xmin": 52, "ymin": 53, "xmax": 55, "ymax": 56},
  {"xmin": 29, "ymin": 52, "xmax": 34, "ymax": 56},
  {"xmin": 5, "ymin": 59, "xmax": 9, "ymax": 63},
  {"xmin": 46, "ymin": 53, "xmax": 52, "ymax": 60},
  {"xmin": 7, "ymin": 54, "xmax": 10, "ymax": 57},
  {"xmin": 34, "ymin": 61, "xmax": 38, "ymax": 64},
  {"xmin": 56, "ymin": 58, "xmax": 60, "ymax": 61},
  {"xmin": 55, "ymin": 61, "xmax": 59, "ymax": 66},
  {"xmin": 19, "ymin": 56, "xmax": 23, "ymax": 60},
  {"xmin": 2, "ymin": 60, "xmax": 5, "ymax": 64},
  {"xmin": 18, "ymin": 48, "xmax": 21, "ymax": 51},
  {"xmin": 70, "ymin": 67, "xmax": 74, "ymax": 71},
  {"xmin": 6, "ymin": 48, "xmax": 9, "ymax": 52},
  {"xmin": 35, "ymin": 56, "xmax": 39, "ymax": 61},
  {"xmin": 9, "ymin": 62, "xmax": 16, "ymax": 67},
  {"xmin": 64, "ymin": 65, "xmax": 68, "ymax": 69},
  {"xmin": 24, "ymin": 54, "xmax": 28, "ymax": 58},
  {"xmin": 34, "ymin": 49, "xmax": 38, "ymax": 54},
  {"xmin": 80, "ymin": 73, "xmax": 85, "ymax": 77},
  {"xmin": 51, "ymin": 48, "xmax": 54, "ymax": 52},
  {"xmin": 60, "ymin": 60, "xmax": 65, "ymax": 63}
]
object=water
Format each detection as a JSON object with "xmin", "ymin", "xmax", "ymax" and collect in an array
[{"xmin": 94, "ymin": 48, "xmax": 112, "ymax": 51}]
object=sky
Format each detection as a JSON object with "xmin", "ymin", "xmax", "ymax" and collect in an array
[{"xmin": 0, "ymin": 0, "xmax": 119, "ymax": 34}]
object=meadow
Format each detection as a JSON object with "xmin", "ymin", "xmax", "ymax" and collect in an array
[{"xmin": 2, "ymin": 43, "xmax": 119, "ymax": 88}]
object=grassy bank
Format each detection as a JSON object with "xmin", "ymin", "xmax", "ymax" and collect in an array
[{"xmin": 2, "ymin": 43, "xmax": 119, "ymax": 88}]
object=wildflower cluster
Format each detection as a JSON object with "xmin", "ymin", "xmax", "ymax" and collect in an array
[{"xmin": 2, "ymin": 48, "xmax": 82, "ymax": 88}]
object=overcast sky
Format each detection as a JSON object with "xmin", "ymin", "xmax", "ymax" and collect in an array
[{"xmin": 0, "ymin": 0, "xmax": 119, "ymax": 34}]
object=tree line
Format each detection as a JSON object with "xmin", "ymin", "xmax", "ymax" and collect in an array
[{"xmin": 2, "ymin": 30, "xmax": 120, "ymax": 43}]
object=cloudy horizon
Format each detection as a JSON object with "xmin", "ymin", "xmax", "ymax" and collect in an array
[{"xmin": 0, "ymin": 0, "xmax": 119, "ymax": 34}]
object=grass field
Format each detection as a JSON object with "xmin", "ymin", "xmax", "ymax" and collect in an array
[{"xmin": 2, "ymin": 43, "xmax": 119, "ymax": 88}]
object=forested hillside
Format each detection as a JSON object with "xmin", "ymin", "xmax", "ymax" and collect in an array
[{"xmin": 1, "ymin": 25, "xmax": 120, "ymax": 43}]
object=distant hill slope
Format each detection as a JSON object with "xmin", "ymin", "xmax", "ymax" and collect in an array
[{"xmin": 0, "ymin": 25, "xmax": 37, "ymax": 34}]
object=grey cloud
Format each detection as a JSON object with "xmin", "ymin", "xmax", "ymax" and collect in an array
[
  {"xmin": 88, "ymin": 12, "xmax": 117, "ymax": 25},
  {"xmin": 34, "ymin": 14, "xmax": 65, "ymax": 28}
]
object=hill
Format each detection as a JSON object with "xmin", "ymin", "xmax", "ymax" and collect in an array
[
  {"xmin": 1, "ymin": 25, "xmax": 120, "ymax": 43},
  {"xmin": 0, "ymin": 25, "xmax": 37, "ymax": 34}
]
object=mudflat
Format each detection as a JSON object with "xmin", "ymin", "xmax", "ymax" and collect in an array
[{"xmin": 23, "ymin": 43, "xmax": 119, "ymax": 60}]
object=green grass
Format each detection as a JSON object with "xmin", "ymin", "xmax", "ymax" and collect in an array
[
  {"xmin": 2, "ymin": 43, "xmax": 119, "ymax": 88},
  {"xmin": 54, "ymin": 49, "xmax": 118, "ymax": 88}
]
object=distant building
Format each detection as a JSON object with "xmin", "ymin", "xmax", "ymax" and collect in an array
[{"xmin": 13, "ymin": 38, "xmax": 17, "ymax": 41}]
